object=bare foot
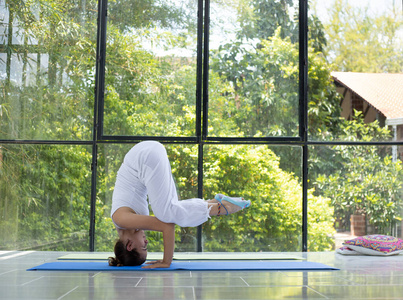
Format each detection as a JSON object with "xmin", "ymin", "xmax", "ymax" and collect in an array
[
  {"xmin": 221, "ymin": 200, "xmax": 243, "ymax": 215},
  {"xmin": 208, "ymin": 197, "xmax": 250, "ymax": 216}
]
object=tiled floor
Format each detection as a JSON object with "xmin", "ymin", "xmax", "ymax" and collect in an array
[{"xmin": 1, "ymin": 251, "xmax": 403, "ymax": 299}]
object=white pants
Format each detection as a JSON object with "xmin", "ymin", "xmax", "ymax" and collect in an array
[{"xmin": 111, "ymin": 141, "xmax": 210, "ymax": 227}]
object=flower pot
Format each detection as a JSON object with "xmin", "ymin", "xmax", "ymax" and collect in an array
[{"xmin": 350, "ymin": 214, "xmax": 366, "ymax": 236}]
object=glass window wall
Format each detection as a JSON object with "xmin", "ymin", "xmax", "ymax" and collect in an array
[
  {"xmin": 309, "ymin": 145, "xmax": 403, "ymax": 251},
  {"xmin": 203, "ymin": 144, "xmax": 303, "ymax": 251},
  {"xmin": 208, "ymin": 0, "xmax": 300, "ymax": 138},
  {"xmin": 308, "ymin": 0, "xmax": 402, "ymax": 143},
  {"xmin": 96, "ymin": 143, "xmax": 199, "ymax": 252},
  {"xmin": 103, "ymin": 0, "xmax": 198, "ymax": 137},
  {"xmin": 0, "ymin": 144, "xmax": 92, "ymax": 250},
  {"xmin": 1, "ymin": 0, "xmax": 401, "ymax": 253},
  {"xmin": 0, "ymin": 0, "xmax": 97, "ymax": 141}
]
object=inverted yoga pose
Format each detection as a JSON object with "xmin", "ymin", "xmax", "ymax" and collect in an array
[{"xmin": 109, "ymin": 141, "xmax": 251, "ymax": 268}]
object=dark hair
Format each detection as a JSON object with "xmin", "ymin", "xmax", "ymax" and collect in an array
[{"xmin": 108, "ymin": 239, "xmax": 146, "ymax": 266}]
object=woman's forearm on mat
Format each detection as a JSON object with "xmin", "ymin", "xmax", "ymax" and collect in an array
[{"xmin": 162, "ymin": 222, "xmax": 175, "ymax": 265}]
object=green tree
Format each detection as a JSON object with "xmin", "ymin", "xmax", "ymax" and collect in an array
[
  {"xmin": 0, "ymin": 144, "xmax": 92, "ymax": 250},
  {"xmin": 211, "ymin": 28, "xmax": 341, "ymax": 138},
  {"xmin": 323, "ymin": 0, "xmax": 403, "ymax": 72},
  {"xmin": 1, "ymin": 0, "xmax": 97, "ymax": 140},
  {"xmin": 210, "ymin": 0, "xmax": 340, "ymax": 139},
  {"xmin": 236, "ymin": 0, "xmax": 298, "ymax": 42},
  {"xmin": 1, "ymin": 0, "xmax": 339, "ymax": 253},
  {"xmin": 103, "ymin": 0, "xmax": 199, "ymax": 137},
  {"xmin": 202, "ymin": 144, "xmax": 335, "ymax": 251},
  {"xmin": 107, "ymin": 0, "xmax": 191, "ymax": 32},
  {"xmin": 1, "ymin": 0, "xmax": 98, "ymax": 250},
  {"xmin": 314, "ymin": 112, "xmax": 401, "ymax": 234}
]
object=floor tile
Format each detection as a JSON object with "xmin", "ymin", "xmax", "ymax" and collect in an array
[
  {"xmin": 311, "ymin": 284, "xmax": 403, "ymax": 299},
  {"xmin": 137, "ymin": 274, "xmax": 248, "ymax": 287},
  {"xmin": 61, "ymin": 286, "xmax": 195, "ymax": 300},
  {"xmin": 3, "ymin": 251, "xmax": 403, "ymax": 299},
  {"xmin": 194, "ymin": 286, "xmax": 327, "ymax": 299}
]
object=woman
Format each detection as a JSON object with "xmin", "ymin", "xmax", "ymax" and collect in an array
[{"xmin": 109, "ymin": 141, "xmax": 251, "ymax": 268}]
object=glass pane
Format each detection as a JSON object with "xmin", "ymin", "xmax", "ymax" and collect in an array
[
  {"xmin": 103, "ymin": 0, "xmax": 198, "ymax": 137},
  {"xmin": 208, "ymin": 0, "xmax": 299, "ymax": 138},
  {"xmin": 308, "ymin": 0, "xmax": 402, "ymax": 142},
  {"xmin": 0, "ymin": 0, "xmax": 97, "ymax": 140},
  {"xmin": 203, "ymin": 144, "xmax": 302, "ymax": 251},
  {"xmin": 308, "ymin": 145, "xmax": 403, "ymax": 251},
  {"xmin": 97, "ymin": 143, "xmax": 198, "ymax": 252},
  {"xmin": 0, "ymin": 144, "xmax": 92, "ymax": 251}
]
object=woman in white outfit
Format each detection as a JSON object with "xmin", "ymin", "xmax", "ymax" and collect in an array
[{"xmin": 109, "ymin": 141, "xmax": 251, "ymax": 268}]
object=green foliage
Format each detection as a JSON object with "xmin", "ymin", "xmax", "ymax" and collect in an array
[
  {"xmin": 210, "ymin": 24, "xmax": 341, "ymax": 177},
  {"xmin": 92, "ymin": 143, "xmax": 335, "ymax": 252},
  {"xmin": 0, "ymin": 145, "xmax": 91, "ymax": 250},
  {"xmin": 211, "ymin": 29, "xmax": 300, "ymax": 137},
  {"xmin": 202, "ymin": 145, "xmax": 334, "ymax": 251},
  {"xmin": 5, "ymin": 0, "xmax": 398, "ymax": 254},
  {"xmin": 1, "ymin": 0, "xmax": 96, "ymax": 140},
  {"xmin": 323, "ymin": 0, "xmax": 403, "ymax": 72},
  {"xmin": 307, "ymin": 192, "xmax": 335, "ymax": 251},
  {"xmin": 314, "ymin": 113, "xmax": 401, "ymax": 234},
  {"xmin": 210, "ymin": 11, "xmax": 339, "ymax": 139},
  {"xmin": 307, "ymin": 49, "xmax": 343, "ymax": 139},
  {"xmin": 107, "ymin": 0, "xmax": 191, "ymax": 32},
  {"xmin": 102, "ymin": 20, "xmax": 199, "ymax": 136},
  {"xmin": 1, "ymin": 0, "xmax": 97, "ymax": 250},
  {"xmin": 236, "ymin": 0, "xmax": 298, "ymax": 42}
]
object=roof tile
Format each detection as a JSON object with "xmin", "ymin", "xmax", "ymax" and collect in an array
[{"xmin": 331, "ymin": 72, "xmax": 403, "ymax": 119}]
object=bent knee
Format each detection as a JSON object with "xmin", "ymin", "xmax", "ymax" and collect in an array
[{"xmin": 143, "ymin": 141, "xmax": 168, "ymax": 169}]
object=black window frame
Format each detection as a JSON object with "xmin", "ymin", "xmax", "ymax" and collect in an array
[
  {"xmin": 2, "ymin": 0, "xmax": 401, "ymax": 252},
  {"xmin": 91, "ymin": 0, "xmax": 309, "ymax": 251}
]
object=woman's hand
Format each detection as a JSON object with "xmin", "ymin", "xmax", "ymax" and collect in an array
[
  {"xmin": 142, "ymin": 222, "xmax": 175, "ymax": 269},
  {"xmin": 142, "ymin": 260, "xmax": 171, "ymax": 269}
]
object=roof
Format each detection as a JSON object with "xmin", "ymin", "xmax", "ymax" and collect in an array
[{"xmin": 331, "ymin": 72, "xmax": 403, "ymax": 120}]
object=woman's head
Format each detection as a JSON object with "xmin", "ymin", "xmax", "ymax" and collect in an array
[{"xmin": 109, "ymin": 229, "xmax": 148, "ymax": 266}]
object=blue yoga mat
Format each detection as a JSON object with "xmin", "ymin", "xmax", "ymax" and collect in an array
[{"xmin": 27, "ymin": 261, "xmax": 338, "ymax": 271}]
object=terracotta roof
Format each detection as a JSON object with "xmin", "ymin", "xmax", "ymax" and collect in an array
[{"xmin": 331, "ymin": 72, "xmax": 403, "ymax": 119}]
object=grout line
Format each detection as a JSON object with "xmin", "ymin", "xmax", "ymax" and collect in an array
[
  {"xmin": 192, "ymin": 286, "xmax": 196, "ymax": 300},
  {"xmin": 306, "ymin": 286, "xmax": 330, "ymax": 299},
  {"xmin": 278, "ymin": 271, "xmax": 291, "ymax": 277},
  {"xmin": 0, "ymin": 251, "xmax": 35, "ymax": 261},
  {"xmin": 239, "ymin": 277, "xmax": 250, "ymax": 287},
  {"xmin": 134, "ymin": 277, "xmax": 143, "ymax": 287},
  {"xmin": 21, "ymin": 276, "xmax": 44, "ymax": 286},
  {"xmin": 0, "ymin": 269, "xmax": 18, "ymax": 276},
  {"xmin": 190, "ymin": 271, "xmax": 192, "ymax": 278},
  {"xmin": 135, "ymin": 285, "xmax": 201, "ymax": 288},
  {"xmin": 57, "ymin": 286, "xmax": 79, "ymax": 300},
  {"xmin": 334, "ymin": 274, "xmax": 358, "ymax": 285}
]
